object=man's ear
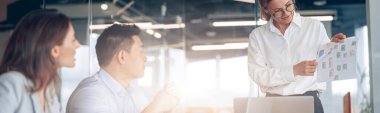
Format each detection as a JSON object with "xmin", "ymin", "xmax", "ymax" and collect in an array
[
  {"xmin": 51, "ymin": 46, "xmax": 60, "ymax": 58},
  {"xmin": 117, "ymin": 50, "xmax": 129, "ymax": 64}
]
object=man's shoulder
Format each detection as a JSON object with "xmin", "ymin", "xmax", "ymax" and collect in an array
[
  {"xmin": 73, "ymin": 75, "xmax": 108, "ymax": 94},
  {"xmin": 67, "ymin": 75, "xmax": 116, "ymax": 113},
  {"xmin": 67, "ymin": 75, "xmax": 113, "ymax": 107}
]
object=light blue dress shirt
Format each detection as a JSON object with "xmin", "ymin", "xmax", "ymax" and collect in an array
[
  {"xmin": 66, "ymin": 69, "xmax": 152, "ymax": 113},
  {"xmin": 0, "ymin": 71, "xmax": 61, "ymax": 113}
]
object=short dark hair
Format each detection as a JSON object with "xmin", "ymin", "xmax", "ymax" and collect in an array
[
  {"xmin": 0, "ymin": 9, "xmax": 71, "ymax": 92},
  {"xmin": 95, "ymin": 24, "xmax": 141, "ymax": 66}
]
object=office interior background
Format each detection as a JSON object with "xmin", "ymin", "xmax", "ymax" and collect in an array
[{"xmin": 1, "ymin": 0, "xmax": 379, "ymax": 113}]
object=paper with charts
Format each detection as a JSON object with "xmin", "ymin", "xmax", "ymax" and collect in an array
[{"xmin": 316, "ymin": 38, "xmax": 358, "ymax": 82}]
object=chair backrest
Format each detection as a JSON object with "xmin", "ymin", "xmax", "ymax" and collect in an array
[{"xmin": 343, "ymin": 92, "xmax": 351, "ymax": 113}]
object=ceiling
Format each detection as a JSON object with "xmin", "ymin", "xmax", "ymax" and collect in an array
[{"xmin": 0, "ymin": 0, "xmax": 366, "ymax": 61}]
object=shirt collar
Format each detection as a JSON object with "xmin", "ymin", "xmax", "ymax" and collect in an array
[
  {"xmin": 98, "ymin": 69, "xmax": 129, "ymax": 96},
  {"xmin": 292, "ymin": 13, "xmax": 302, "ymax": 28},
  {"xmin": 269, "ymin": 12, "xmax": 302, "ymax": 32}
]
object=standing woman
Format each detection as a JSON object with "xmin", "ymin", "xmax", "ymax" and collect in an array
[
  {"xmin": 0, "ymin": 9, "xmax": 80, "ymax": 113},
  {"xmin": 248, "ymin": 0, "xmax": 346, "ymax": 113}
]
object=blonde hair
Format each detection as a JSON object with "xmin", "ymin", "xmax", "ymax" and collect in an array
[{"xmin": 259, "ymin": 0, "xmax": 295, "ymax": 21}]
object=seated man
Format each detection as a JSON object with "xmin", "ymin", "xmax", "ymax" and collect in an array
[{"xmin": 67, "ymin": 24, "xmax": 180, "ymax": 113}]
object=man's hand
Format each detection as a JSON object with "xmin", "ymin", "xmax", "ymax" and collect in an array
[
  {"xmin": 331, "ymin": 33, "xmax": 346, "ymax": 43},
  {"xmin": 143, "ymin": 83, "xmax": 181, "ymax": 113},
  {"xmin": 293, "ymin": 60, "xmax": 318, "ymax": 76}
]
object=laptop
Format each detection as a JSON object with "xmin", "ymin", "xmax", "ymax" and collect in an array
[{"xmin": 233, "ymin": 96, "xmax": 314, "ymax": 113}]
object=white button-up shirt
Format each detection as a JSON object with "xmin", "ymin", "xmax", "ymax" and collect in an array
[
  {"xmin": 66, "ymin": 69, "xmax": 152, "ymax": 113},
  {"xmin": 248, "ymin": 13, "xmax": 330, "ymax": 95}
]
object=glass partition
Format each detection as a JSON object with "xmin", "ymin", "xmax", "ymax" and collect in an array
[
  {"xmin": 0, "ymin": 0, "xmax": 372, "ymax": 112},
  {"xmin": 45, "ymin": 0, "xmax": 370, "ymax": 113}
]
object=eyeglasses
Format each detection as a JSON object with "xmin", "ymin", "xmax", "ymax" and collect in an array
[{"xmin": 268, "ymin": 2, "xmax": 295, "ymax": 18}]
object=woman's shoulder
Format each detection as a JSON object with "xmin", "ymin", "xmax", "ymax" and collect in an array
[
  {"xmin": 0, "ymin": 71, "xmax": 37, "ymax": 113},
  {"xmin": 0, "ymin": 71, "xmax": 33, "ymax": 88},
  {"xmin": 252, "ymin": 23, "xmax": 269, "ymax": 32},
  {"xmin": 249, "ymin": 24, "xmax": 270, "ymax": 41},
  {"xmin": 301, "ymin": 16, "xmax": 324, "ymax": 26},
  {"xmin": 0, "ymin": 71, "xmax": 27, "ymax": 81}
]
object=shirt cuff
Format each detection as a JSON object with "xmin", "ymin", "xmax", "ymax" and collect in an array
[{"xmin": 282, "ymin": 66, "xmax": 295, "ymax": 82}]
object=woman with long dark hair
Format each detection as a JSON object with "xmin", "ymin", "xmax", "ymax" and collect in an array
[{"xmin": 0, "ymin": 9, "xmax": 80, "ymax": 113}]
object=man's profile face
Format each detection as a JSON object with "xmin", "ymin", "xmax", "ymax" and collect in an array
[{"xmin": 124, "ymin": 35, "xmax": 147, "ymax": 78}]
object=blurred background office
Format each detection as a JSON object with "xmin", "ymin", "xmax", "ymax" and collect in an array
[{"xmin": 1, "ymin": 0, "xmax": 379, "ymax": 113}]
